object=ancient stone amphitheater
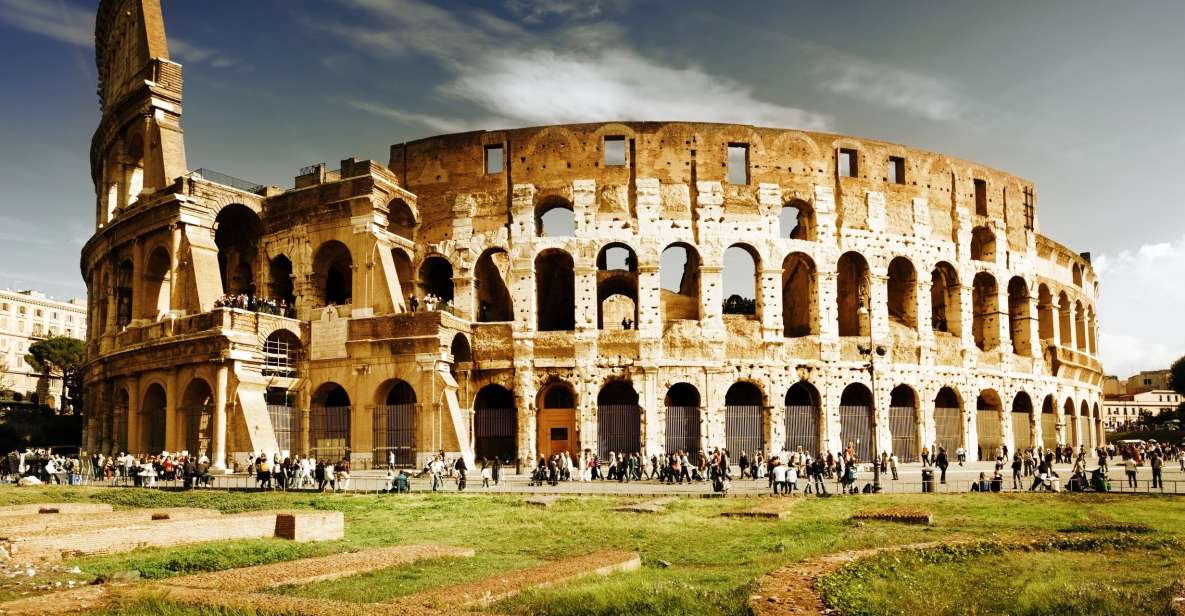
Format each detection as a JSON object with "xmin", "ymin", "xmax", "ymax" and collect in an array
[{"xmin": 81, "ymin": 0, "xmax": 1102, "ymax": 470}]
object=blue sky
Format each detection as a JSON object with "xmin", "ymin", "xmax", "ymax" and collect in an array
[{"xmin": 0, "ymin": 0, "xmax": 1182, "ymax": 377}]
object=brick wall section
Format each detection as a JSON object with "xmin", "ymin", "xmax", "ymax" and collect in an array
[
  {"xmin": 0, "ymin": 508, "xmax": 222, "ymax": 539},
  {"xmin": 273, "ymin": 511, "xmax": 343, "ymax": 542},
  {"xmin": 0, "ymin": 503, "xmax": 112, "ymax": 518}
]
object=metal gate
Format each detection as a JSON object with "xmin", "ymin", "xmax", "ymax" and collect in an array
[
  {"xmin": 839, "ymin": 405, "xmax": 873, "ymax": 461},
  {"xmin": 598, "ymin": 404, "xmax": 640, "ymax": 456},
  {"xmin": 888, "ymin": 406, "xmax": 917, "ymax": 462},
  {"xmin": 976, "ymin": 410, "xmax": 1003, "ymax": 459},
  {"xmin": 665, "ymin": 406, "xmax": 700, "ymax": 454},
  {"xmin": 725, "ymin": 405, "xmax": 765, "ymax": 457},
  {"xmin": 934, "ymin": 407, "xmax": 961, "ymax": 454},
  {"xmin": 373, "ymin": 403, "xmax": 415, "ymax": 466},
  {"xmin": 1013, "ymin": 412, "xmax": 1033, "ymax": 451},
  {"xmin": 475, "ymin": 407, "xmax": 517, "ymax": 463},
  {"xmin": 184, "ymin": 404, "xmax": 212, "ymax": 456},
  {"xmin": 309, "ymin": 405, "xmax": 350, "ymax": 462},
  {"xmin": 1041, "ymin": 413, "xmax": 1058, "ymax": 450},
  {"xmin": 267, "ymin": 404, "xmax": 297, "ymax": 453},
  {"xmin": 784, "ymin": 405, "xmax": 819, "ymax": 455},
  {"xmin": 262, "ymin": 336, "xmax": 297, "ymax": 377}
]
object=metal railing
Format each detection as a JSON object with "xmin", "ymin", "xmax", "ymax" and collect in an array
[{"xmin": 188, "ymin": 168, "xmax": 265, "ymax": 194}]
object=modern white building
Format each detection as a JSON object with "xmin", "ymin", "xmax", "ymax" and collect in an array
[
  {"xmin": 1102, "ymin": 390, "xmax": 1182, "ymax": 430},
  {"xmin": 0, "ymin": 289, "xmax": 88, "ymax": 410}
]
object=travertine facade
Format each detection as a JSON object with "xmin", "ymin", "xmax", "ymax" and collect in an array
[
  {"xmin": 0, "ymin": 289, "xmax": 88, "ymax": 410},
  {"xmin": 81, "ymin": 0, "xmax": 1103, "ymax": 469}
]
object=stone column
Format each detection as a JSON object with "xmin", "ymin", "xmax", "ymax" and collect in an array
[
  {"xmin": 759, "ymin": 266, "xmax": 782, "ymax": 342},
  {"xmin": 211, "ymin": 363, "xmax": 229, "ymax": 469},
  {"xmin": 636, "ymin": 264, "xmax": 661, "ymax": 339},
  {"xmin": 869, "ymin": 273, "xmax": 889, "ymax": 341},
  {"xmin": 165, "ymin": 369, "xmax": 179, "ymax": 452},
  {"xmin": 995, "ymin": 283, "xmax": 1011, "ymax": 355},
  {"xmin": 126, "ymin": 375, "xmax": 140, "ymax": 454}
]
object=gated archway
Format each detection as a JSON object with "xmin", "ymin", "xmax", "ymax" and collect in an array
[
  {"xmin": 597, "ymin": 381, "xmax": 641, "ymax": 456},
  {"xmin": 1041, "ymin": 395, "xmax": 1057, "ymax": 451},
  {"xmin": 889, "ymin": 385, "xmax": 918, "ymax": 462},
  {"xmin": 1081, "ymin": 400, "xmax": 1093, "ymax": 449},
  {"xmin": 141, "ymin": 383, "xmax": 167, "ymax": 455},
  {"xmin": 474, "ymin": 384, "xmax": 517, "ymax": 463},
  {"xmin": 725, "ymin": 382, "xmax": 765, "ymax": 457},
  {"xmin": 180, "ymin": 378, "xmax": 213, "ymax": 457},
  {"xmin": 933, "ymin": 387, "xmax": 963, "ymax": 454},
  {"xmin": 784, "ymin": 381, "xmax": 821, "ymax": 455},
  {"xmin": 1064, "ymin": 398, "xmax": 1078, "ymax": 447},
  {"xmin": 1012, "ymin": 391, "xmax": 1033, "ymax": 452},
  {"xmin": 374, "ymin": 380, "xmax": 416, "ymax": 467},
  {"xmin": 839, "ymin": 383, "xmax": 874, "ymax": 461},
  {"xmin": 310, "ymin": 383, "xmax": 351, "ymax": 462},
  {"xmin": 977, "ymin": 390, "xmax": 1004, "ymax": 460},
  {"xmin": 664, "ymin": 383, "xmax": 701, "ymax": 454},
  {"xmin": 537, "ymin": 381, "xmax": 577, "ymax": 458}
]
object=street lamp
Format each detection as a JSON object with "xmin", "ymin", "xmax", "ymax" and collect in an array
[{"xmin": 857, "ymin": 283, "xmax": 887, "ymax": 492}]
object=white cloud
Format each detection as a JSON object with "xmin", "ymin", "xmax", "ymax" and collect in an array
[
  {"xmin": 344, "ymin": 100, "xmax": 479, "ymax": 134},
  {"xmin": 506, "ymin": 0, "xmax": 615, "ymax": 24},
  {"xmin": 1094, "ymin": 233, "xmax": 1185, "ymax": 377},
  {"xmin": 815, "ymin": 53, "xmax": 966, "ymax": 122}
]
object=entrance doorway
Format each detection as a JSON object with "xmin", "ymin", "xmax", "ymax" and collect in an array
[{"xmin": 538, "ymin": 383, "xmax": 577, "ymax": 458}]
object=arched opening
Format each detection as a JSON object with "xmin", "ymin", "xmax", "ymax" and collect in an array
[
  {"xmin": 181, "ymin": 378, "xmax": 213, "ymax": 457},
  {"xmin": 724, "ymin": 382, "xmax": 764, "ymax": 457},
  {"xmin": 310, "ymin": 383, "xmax": 351, "ymax": 461},
  {"xmin": 535, "ymin": 249, "xmax": 575, "ymax": 331},
  {"xmin": 1093, "ymin": 402, "xmax": 1102, "ymax": 447},
  {"xmin": 660, "ymin": 243, "xmax": 701, "ymax": 321},
  {"xmin": 597, "ymin": 381, "xmax": 640, "ymax": 456},
  {"xmin": 889, "ymin": 385, "xmax": 918, "ymax": 462},
  {"xmin": 887, "ymin": 257, "xmax": 917, "ymax": 330},
  {"xmin": 1080, "ymin": 400, "xmax": 1093, "ymax": 448},
  {"xmin": 1037, "ymin": 284, "xmax": 1055, "ymax": 344},
  {"xmin": 124, "ymin": 134, "xmax": 145, "ymax": 206},
  {"xmin": 1057, "ymin": 292, "xmax": 1072, "ymax": 346},
  {"xmin": 267, "ymin": 255, "xmax": 296, "ymax": 309},
  {"xmin": 722, "ymin": 244, "xmax": 759, "ymax": 317},
  {"xmin": 474, "ymin": 248, "xmax": 513, "ymax": 322},
  {"xmin": 474, "ymin": 384, "xmax": 517, "ymax": 463},
  {"xmin": 391, "ymin": 248, "xmax": 414, "ymax": 308},
  {"xmin": 664, "ymin": 383, "xmax": 701, "ymax": 454},
  {"xmin": 450, "ymin": 333, "xmax": 472, "ymax": 365},
  {"xmin": 387, "ymin": 198, "xmax": 416, "ymax": 239},
  {"xmin": 976, "ymin": 389, "xmax": 1003, "ymax": 460},
  {"xmin": 780, "ymin": 199, "xmax": 815, "ymax": 240},
  {"xmin": 781, "ymin": 253, "xmax": 817, "ymax": 337},
  {"xmin": 374, "ymin": 379, "xmax": 416, "ymax": 467},
  {"xmin": 312, "ymin": 241, "xmax": 353, "ymax": 306},
  {"xmin": 141, "ymin": 383, "xmax": 167, "ymax": 455},
  {"xmin": 115, "ymin": 259, "xmax": 134, "ymax": 328},
  {"xmin": 1072, "ymin": 263, "xmax": 1083, "ymax": 287},
  {"xmin": 837, "ymin": 252, "xmax": 870, "ymax": 336},
  {"xmin": 1087, "ymin": 308, "xmax": 1097, "ymax": 355},
  {"xmin": 839, "ymin": 384, "xmax": 874, "ymax": 461},
  {"xmin": 537, "ymin": 381, "xmax": 577, "ymax": 458},
  {"xmin": 265, "ymin": 387, "xmax": 296, "ymax": 454},
  {"xmin": 536, "ymin": 196, "xmax": 574, "ymax": 237},
  {"xmin": 113, "ymin": 388, "xmax": 130, "ymax": 453},
  {"xmin": 784, "ymin": 381, "xmax": 821, "ymax": 455},
  {"xmin": 141, "ymin": 246, "xmax": 171, "ymax": 320},
  {"xmin": 930, "ymin": 262, "xmax": 961, "ymax": 335},
  {"xmin": 215, "ymin": 204, "xmax": 263, "ymax": 296},
  {"xmin": 262, "ymin": 329, "xmax": 302, "ymax": 377},
  {"xmin": 972, "ymin": 272, "xmax": 1000, "ymax": 352},
  {"xmin": 934, "ymin": 387, "xmax": 963, "ymax": 453},
  {"xmin": 1064, "ymin": 397, "xmax": 1077, "ymax": 446},
  {"xmin": 970, "ymin": 226, "xmax": 995, "ymax": 262},
  {"xmin": 1041, "ymin": 395, "xmax": 1057, "ymax": 450},
  {"xmin": 418, "ymin": 256, "xmax": 454, "ymax": 306},
  {"xmin": 1007, "ymin": 277, "xmax": 1032, "ymax": 356},
  {"xmin": 597, "ymin": 243, "xmax": 638, "ymax": 329},
  {"xmin": 1012, "ymin": 391, "xmax": 1033, "ymax": 452},
  {"xmin": 1074, "ymin": 300, "xmax": 1087, "ymax": 352}
]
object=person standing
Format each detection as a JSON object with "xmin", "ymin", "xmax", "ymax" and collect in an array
[
  {"xmin": 1011, "ymin": 454, "xmax": 1023, "ymax": 490},
  {"xmin": 889, "ymin": 452, "xmax": 899, "ymax": 481},
  {"xmin": 936, "ymin": 447, "xmax": 950, "ymax": 484},
  {"xmin": 1150, "ymin": 452, "xmax": 1163, "ymax": 489},
  {"xmin": 1123, "ymin": 455, "xmax": 1138, "ymax": 488}
]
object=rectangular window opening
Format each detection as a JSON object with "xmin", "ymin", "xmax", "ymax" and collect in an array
[
  {"xmin": 838, "ymin": 148, "xmax": 858, "ymax": 178},
  {"xmin": 604, "ymin": 136, "xmax": 626, "ymax": 166},
  {"xmin": 888, "ymin": 156, "xmax": 905, "ymax": 184},
  {"xmin": 727, "ymin": 143, "xmax": 749, "ymax": 185},
  {"xmin": 1023, "ymin": 186, "xmax": 1035, "ymax": 231},
  {"xmin": 484, "ymin": 144, "xmax": 504, "ymax": 174},
  {"xmin": 974, "ymin": 179, "xmax": 987, "ymax": 216}
]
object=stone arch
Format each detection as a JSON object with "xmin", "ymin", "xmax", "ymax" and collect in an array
[
  {"xmin": 597, "ymin": 380, "xmax": 641, "ymax": 456},
  {"xmin": 113, "ymin": 387, "xmax": 130, "ymax": 453},
  {"xmin": 784, "ymin": 381, "xmax": 822, "ymax": 454},
  {"xmin": 933, "ymin": 386, "xmax": 963, "ymax": 453},
  {"xmin": 474, "ymin": 384, "xmax": 517, "ymax": 463},
  {"xmin": 972, "ymin": 272, "xmax": 1000, "ymax": 351},
  {"xmin": 312, "ymin": 240, "xmax": 353, "ymax": 306},
  {"xmin": 1072, "ymin": 263, "xmax": 1083, "ymax": 287},
  {"xmin": 310, "ymin": 382, "xmax": 351, "ymax": 461},
  {"xmin": 536, "ymin": 195, "xmax": 574, "ymax": 237},
  {"xmin": 386, "ymin": 197, "xmax": 417, "ymax": 239},
  {"xmin": 781, "ymin": 252, "xmax": 817, "ymax": 337},
  {"xmin": 839, "ymin": 383, "xmax": 874, "ymax": 461},
  {"xmin": 140, "ymin": 382, "xmax": 167, "ymax": 454},
  {"xmin": 180, "ymin": 377, "xmax": 214, "ymax": 457},
  {"xmin": 1074, "ymin": 300, "xmax": 1087, "ymax": 352},
  {"xmin": 660, "ymin": 242, "xmax": 701, "ymax": 321},
  {"xmin": 887, "ymin": 256, "xmax": 917, "ymax": 330},
  {"xmin": 1007, "ymin": 276, "xmax": 1032, "ymax": 356},
  {"xmin": 837, "ymin": 251, "xmax": 870, "ymax": 336},
  {"xmin": 970, "ymin": 226, "xmax": 995, "ymax": 262},
  {"xmin": 1080, "ymin": 399, "xmax": 1093, "ymax": 448},
  {"xmin": 780, "ymin": 198, "xmax": 815, "ymax": 240},
  {"xmin": 215, "ymin": 204, "xmax": 263, "ymax": 295},
  {"xmin": 391, "ymin": 247, "xmax": 414, "ymax": 306},
  {"xmin": 262, "ymin": 329, "xmax": 302, "ymax": 377},
  {"xmin": 724, "ymin": 381, "xmax": 765, "ymax": 457},
  {"xmin": 474, "ymin": 248, "xmax": 513, "ymax": 322},
  {"xmin": 664, "ymin": 382, "xmax": 701, "ymax": 455},
  {"xmin": 1011, "ymin": 390, "xmax": 1034, "ymax": 452},
  {"xmin": 418, "ymin": 255, "xmax": 454, "ymax": 304},
  {"xmin": 115, "ymin": 258, "xmax": 134, "ymax": 327},
  {"xmin": 976, "ymin": 389, "xmax": 1004, "ymax": 460},
  {"xmin": 1037, "ymin": 283, "xmax": 1055, "ymax": 343},
  {"xmin": 374, "ymin": 378, "xmax": 416, "ymax": 467},
  {"xmin": 889, "ymin": 384, "xmax": 919, "ymax": 461},
  {"xmin": 450, "ymin": 333, "xmax": 472, "ymax": 365},
  {"xmin": 930, "ymin": 261, "xmax": 961, "ymax": 336},
  {"xmin": 597, "ymin": 242, "xmax": 638, "ymax": 329},
  {"xmin": 1041, "ymin": 394, "xmax": 1058, "ymax": 450},
  {"xmin": 267, "ymin": 254, "xmax": 296, "ymax": 307},
  {"xmin": 535, "ymin": 248, "xmax": 575, "ymax": 331},
  {"xmin": 1057, "ymin": 291, "xmax": 1072, "ymax": 345},
  {"xmin": 1087, "ymin": 307, "xmax": 1097, "ymax": 355},
  {"xmin": 1064, "ymin": 397, "xmax": 1078, "ymax": 446},
  {"xmin": 140, "ymin": 245, "xmax": 171, "ymax": 320},
  {"xmin": 722, "ymin": 243, "xmax": 760, "ymax": 317}
]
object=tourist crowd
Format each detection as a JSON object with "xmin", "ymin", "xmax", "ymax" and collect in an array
[{"xmin": 214, "ymin": 294, "xmax": 295, "ymax": 317}]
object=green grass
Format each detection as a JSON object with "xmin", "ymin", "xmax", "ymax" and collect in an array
[
  {"xmin": 1, "ymin": 486, "xmax": 1183, "ymax": 615},
  {"xmin": 818, "ymin": 537, "xmax": 1185, "ymax": 616}
]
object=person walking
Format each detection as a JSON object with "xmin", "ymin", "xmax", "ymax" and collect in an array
[
  {"xmin": 1011, "ymin": 453, "xmax": 1023, "ymax": 490},
  {"xmin": 1123, "ymin": 455, "xmax": 1138, "ymax": 489},
  {"xmin": 936, "ymin": 447, "xmax": 950, "ymax": 484},
  {"xmin": 889, "ymin": 452, "xmax": 899, "ymax": 481}
]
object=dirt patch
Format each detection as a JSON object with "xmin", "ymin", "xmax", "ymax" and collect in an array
[
  {"xmin": 722, "ymin": 499, "xmax": 801, "ymax": 519},
  {"xmin": 0, "ymin": 584, "xmax": 115, "ymax": 616},
  {"xmin": 390, "ymin": 549, "xmax": 641, "ymax": 610},
  {"xmin": 613, "ymin": 498, "xmax": 671, "ymax": 513},
  {"xmin": 850, "ymin": 507, "xmax": 932, "ymax": 525}
]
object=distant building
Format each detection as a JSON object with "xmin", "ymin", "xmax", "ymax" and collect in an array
[
  {"xmin": 1126, "ymin": 370, "xmax": 1172, "ymax": 395},
  {"xmin": 1102, "ymin": 390, "xmax": 1182, "ymax": 430},
  {"xmin": 0, "ymin": 289, "xmax": 88, "ymax": 410},
  {"xmin": 1102, "ymin": 375, "xmax": 1124, "ymax": 396}
]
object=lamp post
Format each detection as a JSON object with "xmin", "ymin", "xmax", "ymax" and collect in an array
[{"xmin": 857, "ymin": 283, "xmax": 886, "ymax": 492}]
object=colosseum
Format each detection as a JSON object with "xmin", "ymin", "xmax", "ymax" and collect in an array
[{"xmin": 81, "ymin": 0, "xmax": 1103, "ymax": 471}]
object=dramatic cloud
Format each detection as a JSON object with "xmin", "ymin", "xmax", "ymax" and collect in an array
[
  {"xmin": 505, "ymin": 0, "xmax": 622, "ymax": 24},
  {"xmin": 814, "ymin": 52, "xmax": 966, "ymax": 122},
  {"xmin": 328, "ymin": 0, "xmax": 831, "ymax": 132},
  {"xmin": 1093, "ymin": 233, "xmax": 1185, "ymax": 377}
]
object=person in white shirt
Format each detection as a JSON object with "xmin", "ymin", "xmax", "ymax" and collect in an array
[
  {"xmin": 784, "ymin": 463, "xmax": 798, "ymax": 494},
  {"xmin": 771, "ymin": 459, "xmax": 787, "ymax": 495}
]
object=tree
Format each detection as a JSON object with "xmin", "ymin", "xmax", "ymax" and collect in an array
[
  {"xmin": 1171, "ymin": 355, "xmax": 1185, "ymax": 396},
  {"xmin": 25, "ymin": 336, "xmax": 85, "ymax": 413}
]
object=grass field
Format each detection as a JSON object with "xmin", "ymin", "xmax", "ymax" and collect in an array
[{"xmin": 0, "ymin": 486, "xmax": 1181, "ymax": 615}]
